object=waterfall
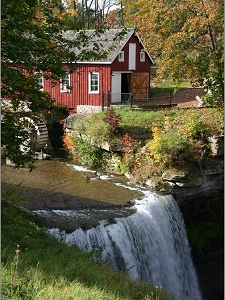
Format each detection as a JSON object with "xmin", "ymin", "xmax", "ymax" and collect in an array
[{"xmin": 49, "ymin": 191, "xmax": 202, "ymax": 300}]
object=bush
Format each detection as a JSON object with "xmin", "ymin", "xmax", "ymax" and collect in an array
[
  {"xmin": 63, "ymin": 107, "xmax": 223, "ymax": 183},
  {"xmin": 72, "ymin": 136, "xmax": 110, "ymax": 168},
  {"xmin": 103, "ymin": 108, "xmax": 122, "ymax": 135},
  {"xmin": 146, "ymin": 126, "xmax": 190, "ymax": 166},
  {"xmin": 75, "ymin": 114, "xmax": 118, "ymax": 145}
]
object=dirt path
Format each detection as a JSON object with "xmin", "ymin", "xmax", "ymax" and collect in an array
[
  {"xmin": 172, "ymin": 87, "xmax": 204, "ymax": 108},
  {"xmin": 147, "ymin": 87, "xmax": 204, "ymax": 108}
]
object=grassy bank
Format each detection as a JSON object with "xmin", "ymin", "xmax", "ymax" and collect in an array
[
  {"xmin": 63, "ymin": 107, "xmax": 223, "ymax": 189},
  {"xmin": 1, "ymin": 197, "xmax": 177, "ymax": 300}
]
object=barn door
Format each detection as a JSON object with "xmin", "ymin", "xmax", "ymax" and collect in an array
[{"xmin": 130, "ymin": 73, "xmax": 149, "ymax": 100}]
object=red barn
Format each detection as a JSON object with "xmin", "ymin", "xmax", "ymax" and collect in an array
[{"xmin": 40, "ymin": 28, "xmax": 154, "ymax": 113}]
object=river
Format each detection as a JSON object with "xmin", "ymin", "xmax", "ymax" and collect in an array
[{"xmin": 1, "ymin": 150, "xmax": 142, "ymax": 232}]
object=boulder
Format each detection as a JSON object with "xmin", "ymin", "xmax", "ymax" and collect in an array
[{"xmin": 207, "ymin": 135, "xmax": 224, "ymax": 156}]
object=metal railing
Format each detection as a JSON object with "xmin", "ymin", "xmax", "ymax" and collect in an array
[
  {"xmin": 102, "ymin": 92, "xmax": 175, "ymax": 110},
  {"xmin": 102, "ymin": 92, "xmax": 133, "ymax": 110}
]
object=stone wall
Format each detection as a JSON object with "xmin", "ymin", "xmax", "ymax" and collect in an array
[{"xmin": 76, "ymin": 105, "xmax": 106, "ymax": 114}]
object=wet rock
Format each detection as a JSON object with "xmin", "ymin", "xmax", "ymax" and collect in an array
[{"xmin": 207, "ymin": 135, "xmax": 224, "ymax": 157}]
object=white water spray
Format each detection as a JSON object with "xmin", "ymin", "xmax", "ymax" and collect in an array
[{"xmin": 49, "ymin": 191, "xmax": 202, "ymax": 300}]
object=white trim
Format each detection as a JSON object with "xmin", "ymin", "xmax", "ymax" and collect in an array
[
  {"xmin": 35, "ymin": 72, "xmax": 44, "ymax": 91},
  {"xmin": 111, "ymin": 72, "xmax": 121, "ymax": 103},
  {"xmin": 111, "ymin": 71, "xmax": 133, "ymax": 73},
  {"xmin": 110, "ymin": 28, "xmax": 135, "ymax": 63},
  {"xmin": 136, "ymin": 40, "xmax": 154, "ymax": 64},
  {"xmin": 140, "ymin": 52, "xmax": 145, "ymax": 62},
  {"xmin": 70, "ymin": 61, "xmax": 111, "ymax": 64},
  {"xmin": 89, "ymin": 72, "xmax": 99, "ymax": 94},
  {"xmin": 129, "ymin": 43, "xmax": 136, "ymax": 70},
  {"xmin": 60, "ymin": 72, "xmax": 71, "ymax": 93},
  {"xmin": 118, "ymin": 51, "xmax": 124, "ymax": 62}
]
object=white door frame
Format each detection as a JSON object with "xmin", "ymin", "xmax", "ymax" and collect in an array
[{"xmin": 111, "ymin": 72, "xmax": 121, "ymax": 103}]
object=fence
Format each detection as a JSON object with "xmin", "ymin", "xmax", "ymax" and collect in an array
[
  {"xmin": 102, "ymin": 92, "xmax": 176, "ymax": 111},
  {"xmin": 102, "ymin": 93, "xmax": 133, "ymax": 110}
]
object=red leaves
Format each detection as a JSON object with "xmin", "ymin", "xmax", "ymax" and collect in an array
[{"xmin": 103, "ymin": 107, "xmax": 122, "ymax": 134}]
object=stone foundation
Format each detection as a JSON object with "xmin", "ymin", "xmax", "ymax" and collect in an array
[{"xmin": 77, "ymin": 105, "xmax": 106, "ymax": 114}]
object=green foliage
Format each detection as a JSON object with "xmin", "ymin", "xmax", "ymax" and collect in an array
[
  {"xmin": 75, "ymin": 114, "xmax": 116, "ymax": 144},
  {"xmin": 146, "ymin": 126, "xmax": 191, "ymax": 166},
  {"xmin": 1, "ymin": 0, "xmax": 116, "ymax": 167},
  {"xmin": 2, "ymin": 187, "xmax": 30, "ymax": 225},
  {"xmin": 186, "ymin": 221, "xmax": 223, "ymax": 256},
  {"xmin": 113, "ymin": 155, "xmax": 131, "ymax": 174},
  {"xmin": 72, "ymin": 136, "xmax": 111, "ymax": 168},
  {"xmin": 122, "ymin": 0, "xmax": 224, "ymax": 106},
  {"xmin": 203, "ymin": 76, "xmax": 224, "ymax": 107},
  {"xmin": 66, "ymin": 107, "xmax": 223, "ymax": 184},
  {"xmin": 2, "ymin": 186, "xmax": 27, "ymax": 206},
  {"xmin": 183, "ymin": 115, "xmax": 205, "ymax": 139}
]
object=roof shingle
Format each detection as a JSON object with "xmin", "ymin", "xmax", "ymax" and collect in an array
[{"xmin": 62, "ymin": 28, "xmax": 154, "ymax": 64}]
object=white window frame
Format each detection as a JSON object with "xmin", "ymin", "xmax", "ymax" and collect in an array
[
  {"xmin": 60, "ymin": 72, "xmax": 71, "ymax": 93},
  {"xmin": 89, "ymin": 72, "xmax": 99, "ymax": 94},
  {"xmin": 129, "ymin": 43, "xmax": 136, "ymax": 70},
  {"xmin": 118, "ymin": 51, "xmax": 124, "ymax": 62},
  {"xmin": 35, "ymin": 72, "xmax": 44, "ymax": 91},
  {"xmin": 140, "ymin": 52, "xmax": 145, "ymax": 62}
]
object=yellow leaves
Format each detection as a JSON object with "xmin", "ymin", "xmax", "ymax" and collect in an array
[
  {"xmin": 151, "ymin": 124, "xmax": 159, "ymax": 139},
  {"xmin": 128, "ymin": 0, "xmax": 223, "ymax": 87},
  {"xmin": 59, "ymin": 8, "xmax": 78, "ymax": 21}
]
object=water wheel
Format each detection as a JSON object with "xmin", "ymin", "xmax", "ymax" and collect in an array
[{"xmin": 20, "ymin": 116, "xmax": 49, "ymax": 152}]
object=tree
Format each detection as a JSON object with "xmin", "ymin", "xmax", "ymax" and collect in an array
[
  {"xmin": 1, "ymin": 0, "xmax": 119, "ymax": 167},
  {"xmin": 69, "ymin": 0, "xmax": 120, "ymax": 29},
  {"xmin": 122, "ymin": 0, "xmax": 224, "ymax": 106}
]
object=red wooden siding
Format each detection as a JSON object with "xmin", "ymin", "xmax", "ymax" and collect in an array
[
  {"xmin": 21, "ymin": 31, "xmax": 152, "ymax": 110},
  {"xmin": 44, "ymin": 64, "xmax": 112, "ymax": 109},
  {"xmin": 111, "ymin": 34, "xmax": 151, "ymax": 73}
]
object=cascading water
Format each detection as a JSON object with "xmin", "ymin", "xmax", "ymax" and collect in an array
[{"xmin": 49, "ymin": 190, "xmax": 202, "ymax": 300}]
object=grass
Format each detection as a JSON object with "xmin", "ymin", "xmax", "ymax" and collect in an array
[
  {"xmin": 67, "ymin": 106, "xmax": 223, "ymax": 187},
  {"xmin": 150, "ymin": 78, "xmax": 191, "ymax": 98},
  {"xmin": 78, "ymin": 107, "xmax": 224, "ymax": 139},
  {"xmin": 1, "ymin": 200, "xmax": 178, "ymax": 300}
]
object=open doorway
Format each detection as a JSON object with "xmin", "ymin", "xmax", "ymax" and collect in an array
[{"xmin": 111, "ymin": 72, "xmax": 131, "ymax": 103}]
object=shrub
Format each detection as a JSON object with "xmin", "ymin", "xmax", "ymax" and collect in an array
[
  {"xmin": 75, "ymin": 114, "xmax": 118, "ymax": 145},
  {"xmin": 103, "ymin": 108, "xmax": 122, "ymax": 135},
  {"xmin": 62, "ymin": 133, "xmax": 76, "ymax": 156},
  {"xmin": 113, "ymin": 154, "xmax": 130, "ymax": 174},
  {"xmin": 183, "ymin": 115, "xmax": 205, "ymax": 139},
  {"xmin": 72, "ymin": 136, "xmax": 110, "ymax": 168},
  {"xmin": 146, "ymin": 126, "xmax": 190, "ymax": 166}
]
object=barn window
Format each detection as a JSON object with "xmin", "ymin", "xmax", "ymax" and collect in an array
[
  {"xmin": 140, "ymin": 52, "xmax": 145, "ymax": 62},
  {"xmin": 89, "ymin": 72, "xmax": 99, "ymax": 94},
  {"xmin": 60, "ymin": 72, "xmax": 71, "ymax": 93},
  {"xmin": 129, "ymin": 43, "xmax": 136, "ymax": 70},
  {"xmin": 35, "ymin": 72, "xmax": 44, "ymax": 91},
  {"xmin": 118, "ymin": 51, "xmax": 124, "ymax": 62}
]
